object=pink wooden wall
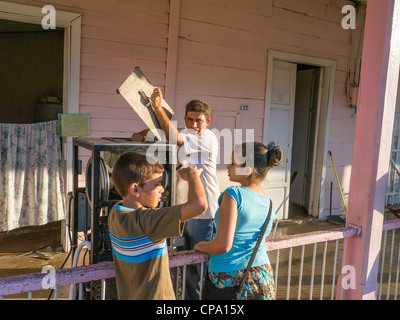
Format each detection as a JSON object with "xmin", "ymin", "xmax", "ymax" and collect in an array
[{"xmin": 6, "ymin": 0, "xmax": 365, "ymax": 217}]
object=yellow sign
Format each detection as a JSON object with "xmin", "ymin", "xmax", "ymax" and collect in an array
[{"xmin": 58, "ymin": 114, "xmax": 89, "ymax": 137}]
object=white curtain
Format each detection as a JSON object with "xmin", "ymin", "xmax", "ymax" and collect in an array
[{"xmin": 0, "ymin": 120, "xmax": 65, "ymax": 232}]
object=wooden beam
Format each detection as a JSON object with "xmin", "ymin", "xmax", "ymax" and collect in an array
[
  {"xmin": 0, "ymin": 262, "xmax": 115, "ymax": 297},
  {"xmin": 339, "ymin": 0, "xmax": 400, "ymax": 300},
  {"xmin": 165, "ymin": 0, "xmax": 180, "ymax": 106}
]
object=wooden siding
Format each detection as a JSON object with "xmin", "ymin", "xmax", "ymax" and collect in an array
[{"xmin": 5, "ymin": 0, "xmax": 365, "ymax": 214}]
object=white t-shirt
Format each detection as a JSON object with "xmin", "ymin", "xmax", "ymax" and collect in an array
[{"xmin": 176, "ymin": 128, "xmax": 220, "ymax": 220}]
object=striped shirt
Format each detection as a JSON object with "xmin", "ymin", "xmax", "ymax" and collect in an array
[
  {"xmin": 108, "ymin": 203, "xmax": 184, "ymax": 300},
  {"xmin": 109, "ymin": 231, "xmax": 167, "ymax": 264}
]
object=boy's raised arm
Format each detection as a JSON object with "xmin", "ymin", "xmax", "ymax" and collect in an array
[
  {"xmin": 130, "ymin": 88, "xmax": 184, "ymax": 146},
  {"xmin": 149, "ymin": 88, "xmax": 184, "ymax": 147},
  {"xmin": 178, "ymin": 167, "xmax": 207, "ymax": 222}
]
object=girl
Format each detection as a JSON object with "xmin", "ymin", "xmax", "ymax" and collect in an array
[{"xmin": 194, "ymin": 142, "xmax": 283, "ymax": 300}]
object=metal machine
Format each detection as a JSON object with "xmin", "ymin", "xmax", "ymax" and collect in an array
[{"xmin": 71, "ymin": 137, "xmax": 177, "ymax": 299}]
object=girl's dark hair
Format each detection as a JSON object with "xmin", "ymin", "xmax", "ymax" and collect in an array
[
  {"xmin": 111, "ymin": 151, "xmax": 164, "ymax": 197},
  {"xmin": 234, "ymin": 142, "xmax": 283, "ymax": 180}
]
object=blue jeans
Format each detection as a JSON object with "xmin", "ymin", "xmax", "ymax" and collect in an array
[{"xmin": 178, "ymin": 218, "xmax": 216, "ymax": 300}]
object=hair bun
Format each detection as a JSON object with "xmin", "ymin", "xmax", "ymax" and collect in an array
[{"xmin": 266, "ymin": 142, "xmax": 283, "ymax": 167}]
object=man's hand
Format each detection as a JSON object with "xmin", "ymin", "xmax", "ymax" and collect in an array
[
  {"xmin": 151, "ymin": 87, "xmax": 163, "ymax": 111},
  {"xmin": 130, "ymin": 129, "xmax": 149, "ymax": 142}
]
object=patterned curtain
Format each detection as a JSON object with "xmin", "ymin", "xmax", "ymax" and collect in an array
[{"xmin": 0, "ymin": 120, "xmax": 65, "ymax": 232}]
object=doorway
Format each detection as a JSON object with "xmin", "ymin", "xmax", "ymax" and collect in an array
[
  {"xmin": 0, "ymin": 19, "xmax": 64, "ymax": 124},
  {"xmin": 290, "ymin": 65, "xmax": 323, "ymax": 218},
  {"xmin": 0, "ymin": 1, "xmax": 81, "ymax": 197},
  {"xmin": 263, "ymin": 51, "xmax": 336, "ymax": 220},
  {"xmin": 0, "ymin": 1, "xmax": 81, "ymax": 251}
]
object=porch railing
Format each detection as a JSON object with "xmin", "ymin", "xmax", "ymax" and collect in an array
[
  {"xmin": 1, "ymin": 220, "xmax": 399, "ymax": 300},
  {"xmin": 386, "ymin": 158, "xmax": 400, "ymax": 206}
]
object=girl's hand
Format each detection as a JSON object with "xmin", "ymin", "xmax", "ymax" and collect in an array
[
  {"xmin": 194, "ymin": 241, "xmax": 208, "ymax": 252},
  {"xmin": 177, "ymin": 166, "xmax": 203, "ymax": 181}
]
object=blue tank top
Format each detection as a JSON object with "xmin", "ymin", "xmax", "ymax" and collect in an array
[{"xmin": 208, "ymin": 186, "xmax": 275, "ymax": 273}]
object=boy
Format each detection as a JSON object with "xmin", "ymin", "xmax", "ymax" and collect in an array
[
  {"xmin": 131, "ymin": 88, "xmax": 220, "ymax": 299},
  {"xmin": 108, "ymin": 151, "xmax": 207, "ymax": 300}
]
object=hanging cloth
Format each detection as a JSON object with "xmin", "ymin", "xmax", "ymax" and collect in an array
[{"xmin": 0, "ymin": 120, "xmax": 65, "ymax": 231}]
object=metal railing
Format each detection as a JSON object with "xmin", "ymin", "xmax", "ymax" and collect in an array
[
  {"xmin": 266, "ymin": 226, "xmax": 360, "ymax": 300},
  {"xmin": 386, "ymin": 158, "xmax": 400, "ymax": 206},
  {"xmin": 1, "ymin": 221, "xmax": 399, "ymax": 300},
  {"xmin": 378, "ymin": 219, "xmax": 400, "ymax": 300}
]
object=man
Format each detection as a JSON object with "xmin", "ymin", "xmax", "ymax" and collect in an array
[{"xmin": 131, "ymin": 88, "xmax": 220, "ymax": 300}]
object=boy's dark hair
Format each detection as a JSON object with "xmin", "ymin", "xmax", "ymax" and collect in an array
[
  {"xmin": 111, "ymin": 151, "xmax": 164, "ymax": 197},
  {"xmin": 185, "ymin": 99, "xmax": 211, "ymax": 121}
]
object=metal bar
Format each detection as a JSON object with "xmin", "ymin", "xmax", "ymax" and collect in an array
[
  {"xmin": 340, "ymin": 238, "xmax": 348, "ymax": 300},
  {"xmin": 91, "ymin": 147, "xmax": 101, "ymax": 264},
  {"xmin": 168, "ymin": 250, "xmax": 208, "ymax": 268},
  {"xmin": 175, "ymin": 267, "xmax": 180, "ymax": 299},
  {"xmin": 297, "ymin": 245, "xmax": 305, "ymax": 300},
  {"xmin": 286, "ymin": 247, "xmax": 292, "ymax": 300},
  {"xmin": 320, "ymin": 241, "xmax": 328, "ymax": 300},
  {"xmin": 390, "ymin": 158, "xmax": 400, "ymax": 176},
  {"xmin": 182, "ymin": 265, "xmax": 186, "ymax": 300},
  {"xmin": 274, "ymin": 249, "xmax": 280, "ymax": 294},
  {"xmin": 265, "ymin": 227, "xmax": 360, "ymax": 252},
  {"xmin": 395, "ymin": 239, "xmax": 400, "ymax": 300},
  {"xmin": 0, "ymin": 262, "xmax": 115, "ymax": 297},
  {"xmin": 101, "ymin": 279, "xmax": 106, "ymax": 300},
  {"xmin": 387, "ymin": 230, "xmax": 395, "ymax": 299},
  {"xmin": 72, "ymin": 143, "xmax": 80, "ymax": 256},
  {"xmin": 309, "ymin": 243, "xmax": 317, "ymax": 300},
  {"xmin": 331, "ymin": 240, "xmax": 339, "ymax": 300},
  {"xmin": 79, "ymin": 283, "xmax": 83, "ymax": 300},
  {"xmin": 199, "ymin": 262, "xmax": 204, "ymax": 299},
  {"xmin": 383, "ymin": 219, "xmax": 400, "ymax": 232},
  {"xmin": 379, "ymin": 230, "xmax": 388, "ymax": 300}
]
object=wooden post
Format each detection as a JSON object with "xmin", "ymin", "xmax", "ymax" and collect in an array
[
  {"xmin": 338, "ymin": 0, "xmax": 400, "ymax": 300},
  {"xmin": 165, "ymin": 0, "xmax": 181, "ymax": 106}
]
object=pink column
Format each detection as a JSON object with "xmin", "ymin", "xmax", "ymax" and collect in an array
[{"xmin": 338, "ymin": 0, "xmax": 400, "ymax": 300}]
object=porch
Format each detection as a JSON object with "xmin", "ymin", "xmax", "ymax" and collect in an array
[
  {"xmin": 0, "ymin": 0, "xmax": 400, "ymax": 302},
  {"xmin": 1, "ymin": 211, "xmax": 399, "ymax": 300}
]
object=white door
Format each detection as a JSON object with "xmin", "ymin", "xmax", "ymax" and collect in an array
[
  {"xmin": 263, "ymin": 60, "xmax": 297, "ymax": 219},
  {"xmin": 304, "ymin": 68, "xmax": 323, "ymax": 215}
]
